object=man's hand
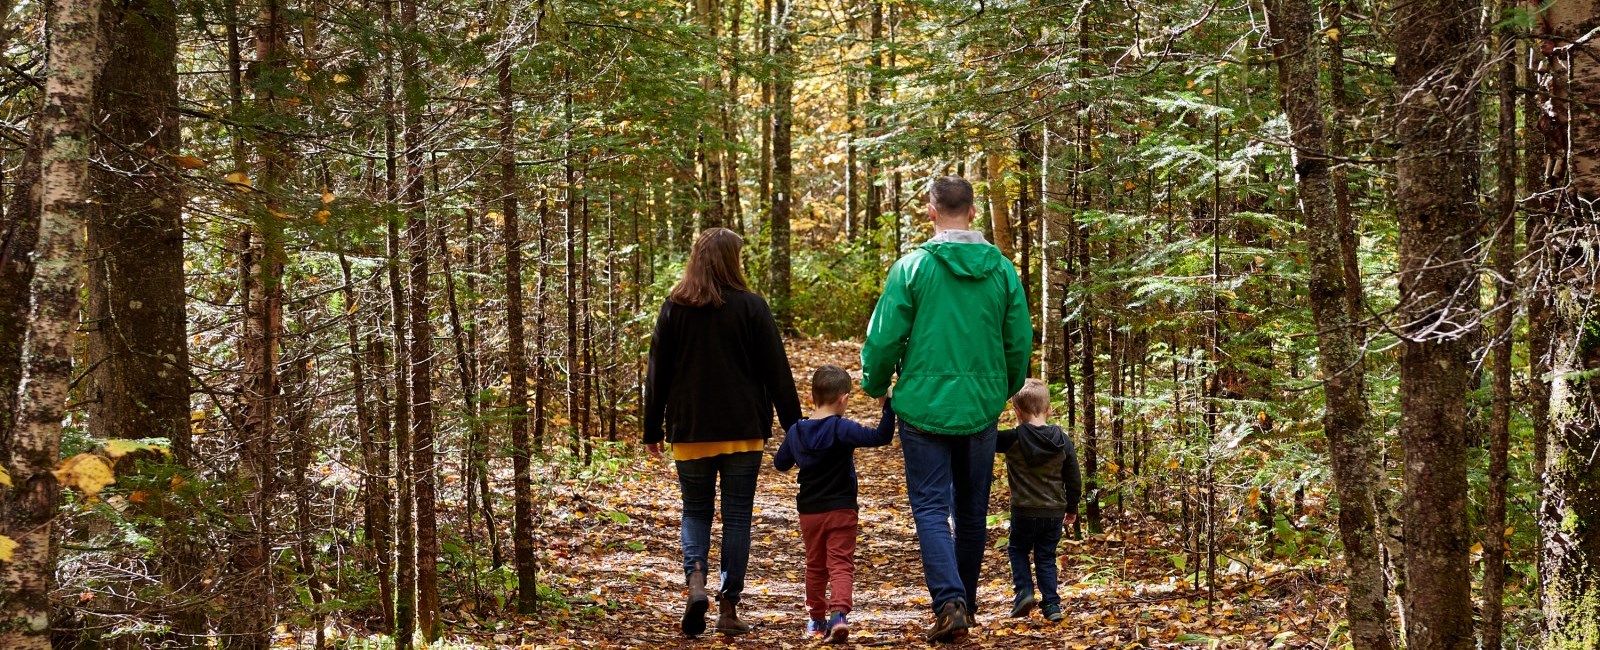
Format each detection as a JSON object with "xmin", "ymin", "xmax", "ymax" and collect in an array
[
  {"xmin": 1063, "ymin": 513, "xmax": 1077, "ymax": 526},
  {"xmin": 646, "ymin": 442, "xmax": 664, "ymax": 461}
]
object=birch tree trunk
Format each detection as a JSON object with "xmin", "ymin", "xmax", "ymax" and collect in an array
[
  {"xmin": 0, "ymin": 0, "xmax": 101, "ymax": 642},
  {"xmin": 1263, "ymin": 1, "xmax": 1391, "ymax": 647}
]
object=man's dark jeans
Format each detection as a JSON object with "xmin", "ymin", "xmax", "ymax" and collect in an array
[
  {"xmin": 676, "ymin": 450, "xmax": 761, "ymax": 604},
  {"xmin": 899, "ymin": 422, "xmax": 996, "ymax": 614},
  {"xmin": 1007, "ymin": 514, "xmax": 1063, "ymax": 608}
]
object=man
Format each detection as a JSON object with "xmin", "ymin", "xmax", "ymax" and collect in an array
[{"xmin": 860, "ymin": 175, "xmax": 1032, "ymax": 642}]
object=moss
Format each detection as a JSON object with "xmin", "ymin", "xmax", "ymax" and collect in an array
[{"xmin": 1548, "ymin": 589, "xmax": 1600, "ymax": 649}]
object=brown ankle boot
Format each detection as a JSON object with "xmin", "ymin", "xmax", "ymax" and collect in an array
[
  {"xmin": 715, "ymin": 597, "xmax": 751, "ymax": 636},
  {"xmin": 681, "ymin": 570, "xmax": 709, "ymax": 637}
]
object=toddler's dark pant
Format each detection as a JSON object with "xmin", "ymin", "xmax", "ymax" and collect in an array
[{"xmin": 1007, "ymin": 514, "xmax": 1063, "ymax": 608}]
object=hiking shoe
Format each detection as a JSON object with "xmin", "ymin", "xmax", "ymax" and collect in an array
[
  {"xmin": 806, "ymin": 618, "xmax": 826, "ymax": 638},
  {"xmin": 1010, "ymin": 593, "xmax": 1037, "ymax": 618},
  {"xmin": 715, "ymin": 597, "xmax": 751, "ymax": 636},
  {"xmin": 682, "ymin": 570, "xmax": 710, "ymax": 637},
  {"xmin": 926, "ymin": 600, "xmax": 971, "ymax": 643},
  {"xmin": 825, "ymin": 610, "xmax": 849, "ymax": 643},
  {"xmin": 1042, "ymin": 603, "xmax": 1064, "ymax": 622}
]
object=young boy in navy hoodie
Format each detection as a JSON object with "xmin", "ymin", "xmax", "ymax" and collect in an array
[
  {"xmin": 774, "ymin": 365, "xmax": 896, "ymax": 643},
  {"xmin": 997, "ymin": 378, "xmax": 1082, "ymax": 623}
]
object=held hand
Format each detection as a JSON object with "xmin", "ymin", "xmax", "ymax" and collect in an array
[
  {"xmin": 1063, "ymin": 513, "xmax": 1077, "ymax": 526},
  {"xmin": 646, "ymin": 442, "xmax": 663, "ymax": 461}
]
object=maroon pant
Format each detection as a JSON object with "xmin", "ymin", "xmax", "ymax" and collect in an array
[{"xmin": 800, "ymin": 509, "xmax": 858, "ymax": 619}]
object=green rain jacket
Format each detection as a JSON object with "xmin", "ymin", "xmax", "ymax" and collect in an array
[{"xmin": 861, "ymin": 230, "xmax": 1033, "ymax": 434}]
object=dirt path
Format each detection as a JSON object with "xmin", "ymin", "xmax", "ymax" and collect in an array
[{"xmin": 454, "ymin": 339, "xmax": 1345, "ymax": 649}]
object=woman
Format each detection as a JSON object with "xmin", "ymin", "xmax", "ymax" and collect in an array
[{"xmin": 644, "ymin": 227, "xmax": 802, "ymax": 637}]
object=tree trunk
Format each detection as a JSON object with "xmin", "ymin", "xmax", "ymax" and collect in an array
[
  {"xmin": 1078, "ymin": 213, "xmax": 1100, "ymax": 533},
  {"xmin": 86, "ymin": 0, "xmax": 203, "ymax": 638},
  {"xmin": 500, "ymin": 39, "xmax": 538, "ymax": 615},
  {"xmin": 987, "ymin": 152, "xmax": 1013, "ymax": 259},
  {"xmin": 0, "ymin": 0, "xmax": 100, "ymax": 641},
  {"xmin": 399, "ymin": 0, "xmax": 440, "ymax": 630},
  {"xmin": 1392, "ymin": 0, "xmax": 1480, "ymax": 646},
  {"xmin": 769, "ymin": 0, "xmax": 793, "ymax": 330},
  {"xmin": 0, "ymin": 130, "xmax": 41, "ymax": 468},
  {"xmin": 1263, "ymin": 1, "xmax": 1392, "ymax": 646},
  {"xmin": 382, "ymin": 0, "xmax": 415, "ymax": 639},
  {"xmin": 1534, "ymin": 1, "xmax": 1600, "ymax": 643},
  {"xmin": 1480, "ymin": 6, "xmax": 1518, "ymax": 647},
  {"xmin": 226, "ymin": 0, "xmax": 289, "ymax": 642}
]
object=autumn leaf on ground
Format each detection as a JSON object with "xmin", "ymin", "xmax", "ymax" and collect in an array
[{"xmin": 0, "ymin": 535, "xmax": 15, "ymax": 562}]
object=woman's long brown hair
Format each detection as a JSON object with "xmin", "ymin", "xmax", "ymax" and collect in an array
[{"xmin": 669, "ymin": 227, "xmax": 750, "ymax": 307}]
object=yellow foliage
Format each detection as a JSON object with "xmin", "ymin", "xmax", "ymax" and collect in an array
[
  {"xmin": 170, "ymin": 154, "xmax": 208, "ymax": 170},
  {"xmin": 104, "ymin": 439, "xmax": 166, "ymax": 459},
  {"xmin": 0, "ymin": 464, "xmax": 10, "ymax": 488},
  {"xmin": 0, "ymin": 535, "xmax": 15, "ymax": 562},
  {"xmin": 224, "ymin": 171, "xmax": 252, "ymax": 188},
  {"xmin": 54, "ymin": 454, "xmax": 115, "ymax": 497}
]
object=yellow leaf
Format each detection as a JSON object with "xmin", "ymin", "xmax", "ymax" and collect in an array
[
  {"xmin": 1325, "ymin": 27, "xmax": 1341, "ymax": 43},
  {"xmin": 314, "ymin": 210, "xmax": 331, "ymax": 224},
  {"xmin": 332, "ymin": 73, "xmax": 350, "ymax": 84},
  {"xmin": 321, "ymin": 189, "xmax": 335, "ymax": 206},
  {"xmin": 1124, "ymin": 181, "xmax": 1136, "ymax": 191},
  {"xmin": 0, "ymin": 464, "xmax": 10, "ymax": 488},
  {"xmin": 0, "ymin": 535, "xmax": 16, "ymax": 562},
  {"xmin": 1201, "ymin": 87, "xmax": 1214, "ymax": 96},
  {"xmin": 53, "ymin": 454, "xmax": 115, "ymax": 497},
  {"xmin": 170, "ymin": 154, "xmax": 208, "ymax": 170},
  {"xmin": 1469, "ymin": 542, "xmax": 1484, "ymax": 555},
  {"xmin": 224, "ymin": 172, "xmax": 252, "ymax": 188},
  {"xmin": 1105, "ymin": 461, "xmax": 1120, "ymax": 473},
  {"xmin": 104, "ymin": 439, "xmax": 167, "ymax": 459}
]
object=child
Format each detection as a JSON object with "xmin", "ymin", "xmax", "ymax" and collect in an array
[
  {"xmin": 996, "ymin": 378, "xmax": 1082, "ymax": 623},
  {"xmin": 774, "ymin": 365, "xmax": 896, "ymax": 642}
]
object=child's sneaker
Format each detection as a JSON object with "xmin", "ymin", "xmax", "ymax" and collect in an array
[
  {"xmin": 825, "ymin": 610, "xmax": 849, "ymax": 643},
  {"xmin": 1009, "ymin": 593, "xmax": 1037, "ymax": 618},
  {"xmin": 806, "ymin": 618, "xmax": 827, "ymax": 638},
  {"xmin": 1041, "ymin": 603, "xmax": 1063, "ymax": 622}
]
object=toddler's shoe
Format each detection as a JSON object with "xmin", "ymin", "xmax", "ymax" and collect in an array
[
  {"xmin": 825, "ymin": 610, "xmax": 849, "ymax": 643},
  {"xmin": 1010, "ymin": 593, "xmax": 1037, "ymax": 618},
  {"xmin": 1041, "ymin": 603, "xmax": 1063, "ymax": 622},
  {"xmin": 806, "ymin": 618, "xmax": 826, "ymax": 639}
]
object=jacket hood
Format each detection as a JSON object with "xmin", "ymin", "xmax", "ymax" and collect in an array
[
  {"xmin": 921, "ymin": 231, "xmax": 1007, "ymax": 280},
  {"xmin": 1014, "ymin": 423, "xmax": 1067, "ymax": 466},
  {"xmin": 785, "ymin": 416, "xmax": 850, "ymax": 469}
]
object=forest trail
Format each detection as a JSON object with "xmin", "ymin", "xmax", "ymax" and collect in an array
[{"xmin": 451, "ymin": 340, "xmax": 1346, "ymax": 649}]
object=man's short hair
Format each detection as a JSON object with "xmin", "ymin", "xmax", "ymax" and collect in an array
[
  {"xmin": 929, "ymin": 175, "xmax": 975, "ymax": 216},
  {"xmin": 812, "ymin": 365, "xmax": 853, "ymax": 404},
  {"xmin": 1011, "ymin": 378, "xmax": 1050, "ymax": 417}
]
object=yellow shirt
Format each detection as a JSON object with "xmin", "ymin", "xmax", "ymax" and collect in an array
[{"xmin": 672, "ymin": 439, "xmax": 765, "ymax": 461}]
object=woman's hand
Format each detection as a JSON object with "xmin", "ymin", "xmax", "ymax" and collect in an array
[{"xmin": 646, "ymin": 442, "xmax": 664, "ymax": 461}]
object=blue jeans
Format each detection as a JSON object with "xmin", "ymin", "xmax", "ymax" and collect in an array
[
  {"xmin": 1007, "ymin": 514, "xmax": 1063, "ymax": 608},
  {"xmin": 900, "ymin": 422, "xmax": 996, "ymax": 614},
  {"xmin": 676, "ymin": 451, "xmax": 761, "ymax": 604}
]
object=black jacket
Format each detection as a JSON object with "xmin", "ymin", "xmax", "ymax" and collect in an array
[
  {"xmin": 773, "ymin": 401, "xmax": 896, "ymax": 514},
  {"xmin": 996, "ymin": 423, "xmax": 1082, "ymax": 519},
  {"xmin": 644, "ymin": 290, "xmax": 803, "ymax": 445}
]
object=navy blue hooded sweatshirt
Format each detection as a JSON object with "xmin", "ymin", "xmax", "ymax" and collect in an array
[{"xmin": 774, "ymin": 401, "xmax": 896, "ymax": 514}]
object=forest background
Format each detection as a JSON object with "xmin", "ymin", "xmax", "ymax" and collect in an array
[{"xmin": 1, "ymin": 0, "xmax": 1598, "ymax": 648}]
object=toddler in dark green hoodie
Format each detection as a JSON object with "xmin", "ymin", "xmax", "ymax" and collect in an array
[{"xmin": 996, "ymin": 378, "xmax": 1082, "ymax": 622}]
